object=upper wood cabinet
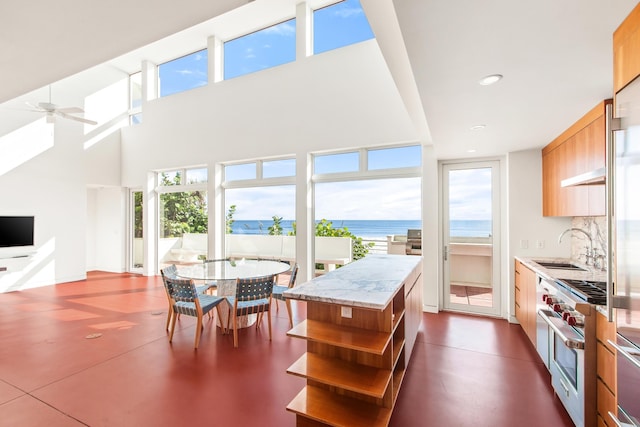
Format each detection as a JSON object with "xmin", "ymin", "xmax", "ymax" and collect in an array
[
  {"xmin": 542, "ymin": 100, "xmax": 610, "ymax": 217},
  {"xmin": 614, "ymin": 2, "xmax": 640, "ymax": 93}
]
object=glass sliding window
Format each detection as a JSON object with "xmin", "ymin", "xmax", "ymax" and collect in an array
[
  {"xmin": 314, "ymin": 151, "xmax": 359, "ymax": 174},
  {"xmin": 158, "ymin": 49, "xmax": 208, "ymax": 98},
  {"xmin": 313, "ymin": 0, "xmax": 374, "ymax": 55},
  {"xmin": 368, "ymin": 145, "xmax": 421, "ymax": 170},
  {"xmin": 263, "ymin": 158, "xmax": 296, "ymax": 178},
  {"xmin": 224, "ymin": 19, "xmax": 296, "ymax": 80}
]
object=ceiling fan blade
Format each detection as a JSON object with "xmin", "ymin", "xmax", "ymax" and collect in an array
[
  {"xmin": 56, "ymin": 106, "xmax": 84, "ymax": 114},
  {"xmin": 25, "ymin": 101, "xmax": 44, "ymax": 112},
  {"xmin": 56, "ymin": 111, "xmax": 97, "ymax": 125}
]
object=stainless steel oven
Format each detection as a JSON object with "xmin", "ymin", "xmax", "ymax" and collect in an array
[
  {"xmin": 539, "ymin": 308, "xmax": 588, "ymax": 427},
  {"xmin": 537, "ymin": 277, "xmax": 598, "ymax": 427}
]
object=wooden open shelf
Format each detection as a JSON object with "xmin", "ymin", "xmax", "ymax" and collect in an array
[
  {"xmin": 287, "ymin": 319, "xmax": 391, "ymax": 355},
  {"xmin": 287, "ymin": 385, "xmax": 392, "ymax": 427},
  {"xmin": 285, "ymin": 257, "xmax": 423, "ymax": 426},
  {"xmin": 287, "ymin": 352, "xmax": 392, "ymax": 398}
]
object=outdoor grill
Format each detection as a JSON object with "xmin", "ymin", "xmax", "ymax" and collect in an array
[{"xmin": 405, "ymin": 229, "xmax": 422, "ymax": 255}]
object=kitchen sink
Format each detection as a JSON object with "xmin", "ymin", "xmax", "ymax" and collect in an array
[{"xmin": 534, "ymin": 261, "xmax": 586, "ymax": 271}]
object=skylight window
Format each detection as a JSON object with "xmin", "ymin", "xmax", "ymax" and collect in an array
[
  {"xmin": 224, "ymin": 19, "xmax": 296, "ymax": 80},
  {"xmin": 158, "ymin": 49, "xmax": 208, "ymax": 97},
  {"xmin": 313, "ymin": 0, "xmax": 374, "ymax": 55}
]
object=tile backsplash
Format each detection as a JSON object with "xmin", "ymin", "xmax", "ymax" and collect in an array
[{"xmin": 570, "ymin": 216, "xmax": 607, "ymax": 264}]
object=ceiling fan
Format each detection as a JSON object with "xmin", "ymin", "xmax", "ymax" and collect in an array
[{"xmin": 26, "ymin": 86, "xmax": 97, "ymax": 125}]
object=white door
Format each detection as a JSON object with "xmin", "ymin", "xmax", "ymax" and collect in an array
[{"xmin": 442, "ymin": 161, "xmax": 501, "ymax": 316}]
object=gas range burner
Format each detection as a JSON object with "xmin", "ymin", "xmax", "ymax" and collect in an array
[{"xmin": 556, "ymin": 278, "xmax": 607, "ymax": 305}]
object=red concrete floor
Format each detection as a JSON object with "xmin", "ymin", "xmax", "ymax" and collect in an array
[{"xmin": 0, "ymin": 272, "xmax": 574, "ymax": 426}]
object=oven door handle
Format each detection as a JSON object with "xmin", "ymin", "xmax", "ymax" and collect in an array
[
  {"xmin": 607, "ymin": 339, "xmax": 640, "ymax": 370},
  {"xmin": 538, "ymin": 309, "xmax": 585, "ymax": 350}
]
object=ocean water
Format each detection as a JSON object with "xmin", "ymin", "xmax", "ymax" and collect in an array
[{"xmin": 229, "ymin": 219, "xmax": 491, "ymax": 238}]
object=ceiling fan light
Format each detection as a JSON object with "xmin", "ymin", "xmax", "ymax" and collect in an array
[
  {"xmin": 478, "ymin": 74, "xmax": 503, "ymax": 86},
  {"xmin": 46, "ymin": 114, "xmax": 55, "ymax": 124}
]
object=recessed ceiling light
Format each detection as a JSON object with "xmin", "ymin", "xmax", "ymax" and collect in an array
[
  {"xmin": 470, "ymin": 124, "xmax": 486, "ymax": 130},
  {"xmin": 478, "ymin": 74, "xmax": 503, "ymax": 86},
  {"xmin": 467, "ymin": 149, "xmax": 477, "ymax": 153}
]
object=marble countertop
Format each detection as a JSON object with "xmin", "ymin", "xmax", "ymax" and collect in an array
[
  {"xmin": 284, "ymin": 254, "xmax": 422, "ymax": 310},
  {"xmin": 515, "ymin": 256, "xmax": 607, "ymax": 283}
]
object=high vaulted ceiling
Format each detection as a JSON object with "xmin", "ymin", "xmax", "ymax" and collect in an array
[{"xmin": 0, "ymin": 0, "xmax": 637, "ymax": 159}]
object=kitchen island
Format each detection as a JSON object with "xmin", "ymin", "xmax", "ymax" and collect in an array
[{"xmin": 283, "ymin": 254, "xmax": 423, "ymax": 427}]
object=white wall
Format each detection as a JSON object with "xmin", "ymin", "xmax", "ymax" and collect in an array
[
  {"xmin": 0, "ymin": 67, "xmax": 127, "ymax": 291},
  {"xmin": 120, "ymin": 40, "xmax": 419, "ymax": 185},
  {"xmin": 507, "ymin": 148, "xmax": 571, "ymax": 321}
]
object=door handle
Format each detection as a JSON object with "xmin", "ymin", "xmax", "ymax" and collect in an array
[{"xmin": 443, "ymin": 245, "xmax": 449, "ymax": 261}]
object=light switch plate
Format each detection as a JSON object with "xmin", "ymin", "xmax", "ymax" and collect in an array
[{"xmin": 341, "ymin": 306, "xmax": 352, "ymax": 318}]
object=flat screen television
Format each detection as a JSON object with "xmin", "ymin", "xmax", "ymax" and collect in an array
[{"xmin": 0, "ymin": 216, "xmax": 35, "ymax": 248}]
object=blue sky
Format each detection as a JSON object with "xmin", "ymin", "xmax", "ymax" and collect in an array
[{"xmin": 159, "ymin": 0, "xmax": 373, "ymax": 92}]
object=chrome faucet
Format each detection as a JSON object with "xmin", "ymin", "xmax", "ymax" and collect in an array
[{"xmin": 558, "ymin": 228, "xmax": 594, "ymax": 265}]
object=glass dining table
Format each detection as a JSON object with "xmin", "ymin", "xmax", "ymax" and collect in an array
[{"xmin": 177, "ymin": 259, "xmax": 292, "ymax": 331}]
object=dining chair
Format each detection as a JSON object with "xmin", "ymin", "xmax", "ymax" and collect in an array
[
  {"xmin": 272, "ymin": 263, "xmax": 299, "ymax": 328},
  {"xmin": 160, "ymin": 264, "xmax": 212, "ymax": 331},
  {"xmin": 226, "ymin": 274, "xmax": 276, "ymax": 348},
  {"xmin": 164, "ymin": 276, "xmax": 226, "ymax": 349}
]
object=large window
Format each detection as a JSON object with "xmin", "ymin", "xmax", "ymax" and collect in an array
[
  {"xmin": 223, "ymin": 157, "xmax": 297, "ymax": 260},
  {"xmin": 157, "ymin": 168, "xmax": 209, "ymax": 268},
  {"xmin": 313, "ymin": 145, "xmax": 421, "ymax": 269},
  {"xmin": 158, "ymin": 49, "xmax": 208, "ymax": 97},
  {"xmin": 313, "ymin": 0, "xmax": 374, "ymax": 55},
  {"xmin": 224, "ymin": 19, "xmax": 296, "ymax": 80}
]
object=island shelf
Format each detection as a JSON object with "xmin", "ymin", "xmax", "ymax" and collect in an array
[{"xmin": 284, "ymin": 254, "xmax": 423, "ymax": 427}]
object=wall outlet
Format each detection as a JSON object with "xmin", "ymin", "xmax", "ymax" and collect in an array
[
  {"xmin": 520, "ymin": 239, "xmax": 529, "ymax": 249},
  {"xmin": 341, "ymin": 306, "xmax": 352, "ymax": 318},
  {"xmin": 536, "ymin": 240, "xmax": 545, "ymax": 249}
]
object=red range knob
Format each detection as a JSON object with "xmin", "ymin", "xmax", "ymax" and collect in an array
[
  {"xmin": 562, "ymin": 311, "xmax": 571, "ymax": 320},
  {"xmin": 542, "ymin": 294, "xmax": 550, "ymax": 303},
  {"xmin": 553, "ymin": 303, "xmax": 563, "ymax": 313},
  {"xmin": 567, "ymin": 316, "xmax": 584, "ymax": 327}
]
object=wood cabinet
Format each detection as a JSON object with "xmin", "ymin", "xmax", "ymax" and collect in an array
[
  {"xmin": 515, "ymin": 259, "xmax": 537, "ymax": 344},
  {"xmin": 596, "ymin": 310, "xmax": 617, "ymax": 426},
  {"xmin": 614, "ymin": 2, "xmax": 640, "ymax": 93},
  {"xmin": 542, "ymin": 100, "xmax": 610, "ymax": 217},
  {"xmin": 285, "ymin": 257, "xmax": 422, "ymax": 427}
]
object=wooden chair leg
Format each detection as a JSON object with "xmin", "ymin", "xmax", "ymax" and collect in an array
[
  {"xmin": 168, "ymin": 311, "xmax": 178, "ymax": 343},
  {"xmin": 285, "ymin": 299, "xmax": 293, "ymax": 328},
  {"xmin": 267, "ymin": 309, "xmax": 272, "ymax": 341},
  {"xmin": 165, "ymin": 308, "xmax": 172, "ymax": 332},
  {"xmin": 216, "ymin": 305, "xmax": 226, "ymax": 334},
  {"xmin": 195, "ymin": 315, "xmax": 203, "ymax": 349},
  {"xmin": 233, "ymin": 312, "xmax": 239, "ymax": 348}
]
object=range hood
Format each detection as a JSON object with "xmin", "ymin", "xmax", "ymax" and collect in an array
[{"xmin": 560, "ymin": 167, "xmax": 606, "ymax": 187}]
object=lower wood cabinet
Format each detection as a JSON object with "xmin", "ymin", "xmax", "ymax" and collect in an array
[{"xmin": 515, "ymin": 259, "xmax": 537, "ymax": 344}]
